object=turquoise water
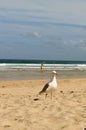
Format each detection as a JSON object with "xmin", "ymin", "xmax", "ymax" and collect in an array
[{"xmin": 0, "ymin": 59, "xmax": 86, "ymax": 64}]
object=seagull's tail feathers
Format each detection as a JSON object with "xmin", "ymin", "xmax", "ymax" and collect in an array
[{"xmin": 39, "ymin": 90, "xmax": 44, "ymax": 95}]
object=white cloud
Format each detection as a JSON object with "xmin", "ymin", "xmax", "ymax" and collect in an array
[
  {"xmin": 20, "ymin": 31, "xmax": 41, "ymax": 39},
  {"xmin": 32, "ymin": 32, "xmax": 40, "ymax": 37},
  {"xmin": 64, "ymin": 40, "xmax": 78, "ymax": 46},
  {"xmin": 64, "ymin": 39, "xmax": 86, "ymax": 49}
]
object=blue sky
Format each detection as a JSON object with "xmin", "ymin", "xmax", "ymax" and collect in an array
[{"xmin": 0, "ymin": 0, "xmax": 86, "ymax": 60}]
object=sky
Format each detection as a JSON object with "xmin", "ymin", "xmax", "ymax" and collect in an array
[{"xmin": 0, "ymin": 0, "xmax": 86, "ymax": 60}]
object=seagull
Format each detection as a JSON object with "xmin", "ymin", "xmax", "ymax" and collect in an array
[{"xmin": 39, "ymin": 71, "xmax": 57, "ymax": 99}]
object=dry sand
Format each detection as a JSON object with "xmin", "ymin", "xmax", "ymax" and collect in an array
[{"xmin": 0, "ymin": 78, "xmax": 86, "ymax": 130}]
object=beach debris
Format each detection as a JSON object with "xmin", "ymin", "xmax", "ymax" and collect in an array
[
  {"xmin": 83, "ymin": 128, "xmax": 86, "ymax": 130},
  {"xmin": 33, "ymin": 98, "xmax": 39, "ymax": 101}
]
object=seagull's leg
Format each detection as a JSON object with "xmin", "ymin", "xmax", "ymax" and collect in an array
[
  {"xmin": 45, "ymin": 93, "xmax": 48, "ymax": 99},
  {"xmin": 51, "ymin": 92, "xmax": 52, "ymax": 100}
]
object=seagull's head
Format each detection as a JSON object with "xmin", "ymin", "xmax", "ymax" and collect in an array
[{"xmin": 52, "ymin": 71, "xmax": 57, "ymax": 76}]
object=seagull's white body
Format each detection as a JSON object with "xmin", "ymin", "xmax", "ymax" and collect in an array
[
  {"xmin": 46, "ymin": 75, "xmax": 57, "ymax": 93},
  {"xmin": 39, "ymin": 71, "xmax": 57, "ymax": 99}
]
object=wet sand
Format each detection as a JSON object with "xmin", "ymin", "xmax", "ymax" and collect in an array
[
  {"xmin": 0, "ymin": 78, "xmax": 86, "ymax": 130},
  {"xmin": 0, "ymin": 69, "xmax": 86, "ymax": 80}
]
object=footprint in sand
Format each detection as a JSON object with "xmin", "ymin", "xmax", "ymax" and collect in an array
[
  {"xmin": 2, "ymin": 86, "xmax": 6, "ymax": 88},
  {"xmin": 4, "ymin": 125, "xmax": 11, "ymax": 128}
]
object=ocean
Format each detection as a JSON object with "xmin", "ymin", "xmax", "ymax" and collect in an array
[{"xmin": 0, "ymin": 59, "xmax": 86, "ymax": 80}]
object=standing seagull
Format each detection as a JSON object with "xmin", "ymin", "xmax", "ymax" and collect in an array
[{"xmin": 39, "ymin": 71, "xmax": 57, "ymax": 99}]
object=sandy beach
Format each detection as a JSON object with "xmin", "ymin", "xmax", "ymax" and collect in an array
[{"xmin": 0, "ymin": 78, "xmax": 86, "ymax": 130}]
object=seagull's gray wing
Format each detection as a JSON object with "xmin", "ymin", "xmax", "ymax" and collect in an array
[{"xmin": 39, "ymin": 82, "xmax": 49, "ymax": 94}]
